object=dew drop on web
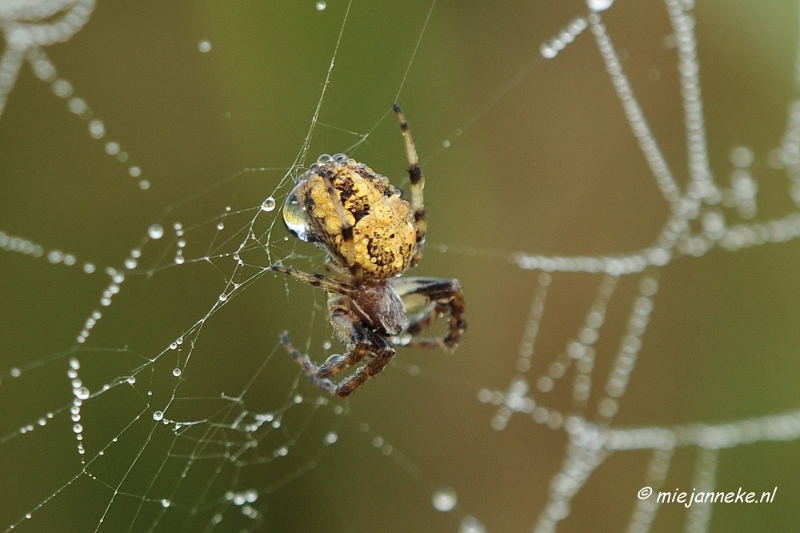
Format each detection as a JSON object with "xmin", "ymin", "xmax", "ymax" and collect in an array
[
  {"xmin": 261, "ymin": 196, "xmax": 276, "ymax": 212},
  {"xmin": 148, "ymin": 223, "xmax": 164, "ymax": 240},
  {"xmin": 459, "ymin": 516, "xmax": 486, "ymax": 533},
  {"xmin": 586, "ymin": 0, "xmax": 614, "ymax": 11},
  {"xmin": 431, "ymin": 487, "xmax": 457, "ymax": 512}
]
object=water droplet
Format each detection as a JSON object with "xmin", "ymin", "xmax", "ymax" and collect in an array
[
  {"xmin": 75, "ymin": 387, "xmax": 90, "ymax": 400},
  {"xmin": 67, "ymin": 97, "xmax": 88, "ymax": 115},
  {"xmin": 72, "ymin": 423, "xmax": 83, "ymax": 434},
  {"xmin": 127, "ymin": 376, "xmax": 136, "ymax": 384},
  {"xmin": 161, "ymin": 499, "xmax": 171, "ymax": 508},
  {"xmin": 261, "ymin": 197, "xmax": 276, "ymax": 212},
  {"xmin": 153, "ymin": 411, "xmax": 164, "ymax": 421},
  {"xmin": 316, "ymin": 1, "xmax": 326, "ymax": 10},
  {"xmin": 459, "ymin": 516, "xmax": 486, "ymax": 533},
  {"xmin": 217, "ymin": 222, "xmax": 225, "ymax": 230},
  {"xmin": 198, "ymin": 40, "xmax": 212, "ymax": 53},
  {"xmin": 540, "ymin": 44, "xmax": 557, "ymax": 59},
  {"xmin": 317, "ymin": 154, "xmax": 332, "ymax": 165},
  {"xmin": 105, "ymin": 141, "xmax": 120, "ymax": 155},
  {"xmin": 219, "ymin": 293, "xmax": 228, "ymax": 302},
  {"xmin": 148, "ymin": 224, "xmax": 164, "ymax": 239},
  {"xmin": 88, "ymin": 120, "xmax": 105, "ymax": 139},
  {"xmin": 245, "ymin": 489, "xmax": 258, "ymax": 502},
  {"xmin": 83, "ymin": 263, "xmax": 96, "ymax": 274},
  {"xmin": 283, "ymin": 186, "xmax": 310, "ymax": 241},
  {"xmin": 128, "ymin": 166, "xmax": 141, "ymax": 177},
  {"xmin": 10, "ymin": 367, "xmax": 20, "ymax": 378},
  {"xmin": 324, "ymin": 431, "xmax": 338, "ymax": 444},
  {"xmin": 586, "ymin": 0, "xmax": 614, "ymax": 11},
  {"xmin": 432, "ymin": 487, "xmax": 457, "ymax": 512},
  {"xmin": 730, "ymin": 146, "xmax": 754, "ymax": 168},
  {"xmin": 124, "ymin": 257, "xmax": 137, "ymax": 269},
  {"xmin": 173, "ymin": 368, "xmax": 182, "ymax": 377},
  {"xmin": 52, "ymin": 78, "xmax": 73, "ymax": 98}
]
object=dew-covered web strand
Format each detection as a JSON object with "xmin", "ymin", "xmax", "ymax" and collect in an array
[{"xmin": 480, "ymin": 3, "xmax": 800, "ymax": 533}]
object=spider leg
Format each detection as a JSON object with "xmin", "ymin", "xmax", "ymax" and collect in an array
[
  {"xmin": 393, "ymin": 276, "xmax": 466, "ymax": 350},
  {"xmin": 324, "ymin": 335, "xmax": 395, "ymax": 398},
  {"xmin": 280, "ymin": 331, "xmax": 395, "ymax": 398},
  {"xmin": 270, "ymin": 265, "xmax": 358, "ymax": 297},
  {"xmin": 316, "ymin": 311, "xmax": 372, "ymax": 378},
  {"xmin": 393, "ymin": 103, "xmax": 426, "ymax": 267},
  {"xmin": 280, "ymin": 332, "xmax": 341, "ymax": 396}
]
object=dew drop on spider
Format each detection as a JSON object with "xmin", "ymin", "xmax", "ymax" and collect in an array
[
  {"xmin": 282, "ymin": 188, "xmax": 310, "ymax": 241},
  {"xmin": 324, "ymin": 354, "xmax": 344, "ymax": 367}
]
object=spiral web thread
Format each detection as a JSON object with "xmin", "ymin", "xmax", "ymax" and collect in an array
[{"xmin": 1, "ymin": 1, "xmax": 800, "ymax": 533}]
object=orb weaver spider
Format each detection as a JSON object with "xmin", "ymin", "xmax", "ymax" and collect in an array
[{"xmin": 271, "ymin": 104, "xmax": 466, "ymax": 397}]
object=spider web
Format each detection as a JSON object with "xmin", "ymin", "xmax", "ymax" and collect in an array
[{"xmin": 1, "ymin": 1, "xmax": 800, "ymax": 532}]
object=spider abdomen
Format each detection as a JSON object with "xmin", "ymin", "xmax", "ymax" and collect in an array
[{"xmin": 285, "ymin": 154, "xmax": 418, "ymax": 281}]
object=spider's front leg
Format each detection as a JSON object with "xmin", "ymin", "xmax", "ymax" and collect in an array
[
  {"xmin": 393, "ymin": 276, "xmax": 467, "ymax": 350},
  {"xmin": 269, "ymin": 265, "xmax": 357, "ymax": 296},
  {"xmin": 393, "ymin": 103, "xmax": 427, "ymax": 267}
]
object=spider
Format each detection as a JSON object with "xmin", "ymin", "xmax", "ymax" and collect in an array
[{"xmin": 271, "ymin": 104, "xmax": 466, "ymax": 397}]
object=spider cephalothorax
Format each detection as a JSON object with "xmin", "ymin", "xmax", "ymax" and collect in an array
[{"xmin": 271, "ymin": 104, "xmax": 466, "ymax": 397}]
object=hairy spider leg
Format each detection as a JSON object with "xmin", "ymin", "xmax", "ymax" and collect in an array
[
  {"xmin": 281, "ymin": 331, "xmax": 395, "ymax": 398},
  {"xmin": 394, "ymin": 277, "xmax": 467, "ymax": 350},
  {"xmin": 269, "ymin": 265, "xmax": 358, "ymax": 297},
  {"xmin": 393, "ymin": 103, "xmax": 427, "ymax": 267},
  {"xmin": 315, "ymin": 309, "xmax": 374, "ymax": 378}
]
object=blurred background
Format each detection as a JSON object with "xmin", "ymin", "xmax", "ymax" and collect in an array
[{"xmin": 1, "ymin": 1, "xmax": 800, "ymax": 532}]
